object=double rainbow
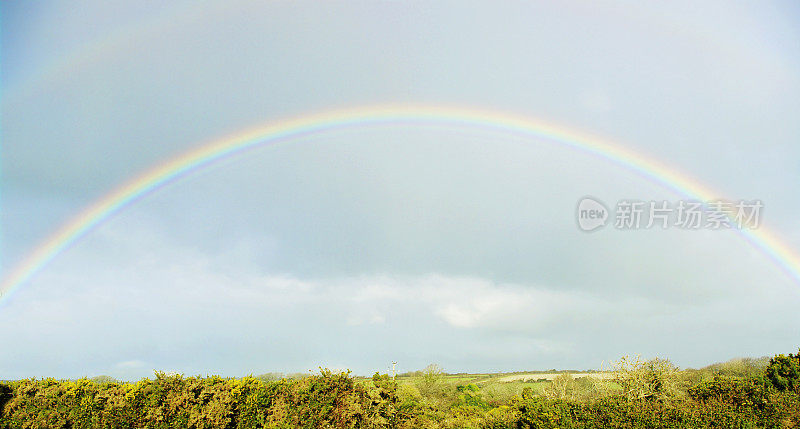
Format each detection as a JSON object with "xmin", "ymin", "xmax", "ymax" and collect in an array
[{"xmin": 2, "ymin": 104, "xmax": 798, "ymax": 305}]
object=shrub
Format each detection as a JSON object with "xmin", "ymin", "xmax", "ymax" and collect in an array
[
  {"xmin": 542, "ymin": 373, "xmax": 575, "ymax": 401},
  {"xmin": 418, "ymin": 364, "xmax": 444, "ymax": 393},
  {"xmin": 0, "ymin": 371, "xmax": 380, "ymax": 429},
  {"xmin": 454, "ymin": 384, "xmax": 488, "ymax": 409},
  {"xmin": 0, "ymin": 383, "xmax": 11, "ymax": 419},
  {"xmin": 610, "ymin": 355, "xmax": 681, "ymax": 402},
  {"xmin": 688, "ymin": 376, "xmax": 770, "ymax": 411},
  {"xmin": 3, "ymin": 352, "xmax": 800, "ymax": 428},
  {"xmin": 765, "ymin": 348, "xmax": 800, "ymax": 392}
]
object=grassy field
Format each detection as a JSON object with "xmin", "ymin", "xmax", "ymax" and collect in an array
[{"xmin": 356, "ymin": 370, "xmax": 617, "ymax": 399}]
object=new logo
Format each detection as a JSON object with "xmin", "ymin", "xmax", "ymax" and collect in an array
[{"xmin": 577, "ymin": 197, "xmax": 608, "ymax": 232}]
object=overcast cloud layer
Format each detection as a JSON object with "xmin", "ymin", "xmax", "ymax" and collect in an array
[{"xmin": 2, "ymin": 0, "xmax": 799, "ymax": 379}]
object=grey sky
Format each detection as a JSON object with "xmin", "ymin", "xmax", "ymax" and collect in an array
[{"xmin": 2, "ymin": 0, "xmax": 799, "ymax": 380}]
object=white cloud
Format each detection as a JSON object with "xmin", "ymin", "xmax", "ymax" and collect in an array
[
  {"xmin": 115, "ymin": 360, "xmax": 145, "ymax": 369},
  {"xmin": 2, "ymin": 210, "xmax": 798, "ymax": 381}
]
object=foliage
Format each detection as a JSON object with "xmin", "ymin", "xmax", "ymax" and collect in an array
[
  {"xmin": 765, "ymin": 348, "xmax": 800, "ymax": 392},
  {"xmin": 418, "ymin": 364, "xmax": 443, "ymax": 393},
  {"xmin": 609, "ymin": 355, "xmax": 681, "ymax": 402},
  {"xmin": 255, "ymin": 373, "xmax": 284, "ymax": 382},
  {"xmin": 3, "ymin": 349, "xmax": 800, "ymax": 428},
  {"xmin": 681, "ymin": 356, "xmax": 770, "ymax": 387},
  {"xmin": 454, "ymin": 384, "xmax": 488, "ymax": 409},
  {"xmin": 703, "ymin": 356, "xmax": 770, "ymax": 379},
  {"xmin": 89, "ymin": 375, "xmax": 118, "ymax": 384},
  {"xmin": 413, "ymin": 363, "xmax": 452, "ymax": 408},
  {"xmin": 0, "ymin": 370, "xmax": 387, "ymax": 429}
]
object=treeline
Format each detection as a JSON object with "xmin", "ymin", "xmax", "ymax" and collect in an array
[{"xmin": 1, "ymin": 349, "xmax": 799, "ymax": 428}]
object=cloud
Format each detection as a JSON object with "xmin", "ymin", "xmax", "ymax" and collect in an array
[
  {"xmin": 115, "ymin": 360, "xmax": 145, "ymax": 369},
  {"xmin": 1, "ymin": 213, "xmax": 799, "ymax": 380},
  {"xmin": 334, "ymin": 274, "xmax": 603, "ymax": 331}
]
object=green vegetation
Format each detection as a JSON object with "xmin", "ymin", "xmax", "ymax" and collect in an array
[
  {"xmin": 766, "ymin": 350, "xmax": 800, "ymax": 392},
  {"xmin": 2, "ymin": 349, "xmax": 799, "ymax": 428}
]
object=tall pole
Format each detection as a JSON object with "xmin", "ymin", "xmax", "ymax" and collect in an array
[{"xmin": 392, "ymin": 361, "xmax": 397, "ymax": 380}]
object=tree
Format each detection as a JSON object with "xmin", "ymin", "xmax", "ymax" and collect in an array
[
  {"xmin": 421, "ymin": 364, "xmax": 443, "ymax": 385},
  {"xmin": 610, "ymin": 355, "xmax": 680, "ymax": 402},
  {"xmin": 416, "ymin": 364, "xmax": 444, "ymax": 398}
]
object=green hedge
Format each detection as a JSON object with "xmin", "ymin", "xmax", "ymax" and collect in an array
[
  {"xmin": 0, "ymin": 370, "xmax": 385, "ymax": 429},
  {"xmin": 2, "ymin": 371, "xmax": 799, "ymax": 428}
]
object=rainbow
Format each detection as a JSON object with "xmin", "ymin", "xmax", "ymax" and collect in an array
[{"xmin": 2, "ymin": 103, "xmax": 799, "ymax": 305}]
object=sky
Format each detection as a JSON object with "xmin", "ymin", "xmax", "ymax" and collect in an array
[{"xmin": 1, "ymin": 0, "xmax": 800, "ymax": 380}]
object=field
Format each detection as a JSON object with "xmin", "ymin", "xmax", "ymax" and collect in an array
[
  {"xmin": 354, "ymin": 370, "xmax": 618, "ymax": 402},
  {"xmin": 2, "ymin": 350, "xmax": 799, "ymax": 428}
]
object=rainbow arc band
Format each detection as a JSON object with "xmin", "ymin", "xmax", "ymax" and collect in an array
[{"xmin": 1, "ymin": 104, "xmax": 798, "ymax": 305}]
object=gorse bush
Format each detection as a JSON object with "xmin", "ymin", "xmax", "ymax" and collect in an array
[
  {"xmin": 688, "ymin": 376, "xmax": 770, "ymax": 411},
  {"xmin": 0, "ymin": 370, "xmax": 392, "ymax": 429},
  {"xmin": 3, "ymin": 349, "xmax": 800, "ymax": 428},
  {"xmin": 765, "ymin": 348, "xmax": 800, "ymax": 392}
]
